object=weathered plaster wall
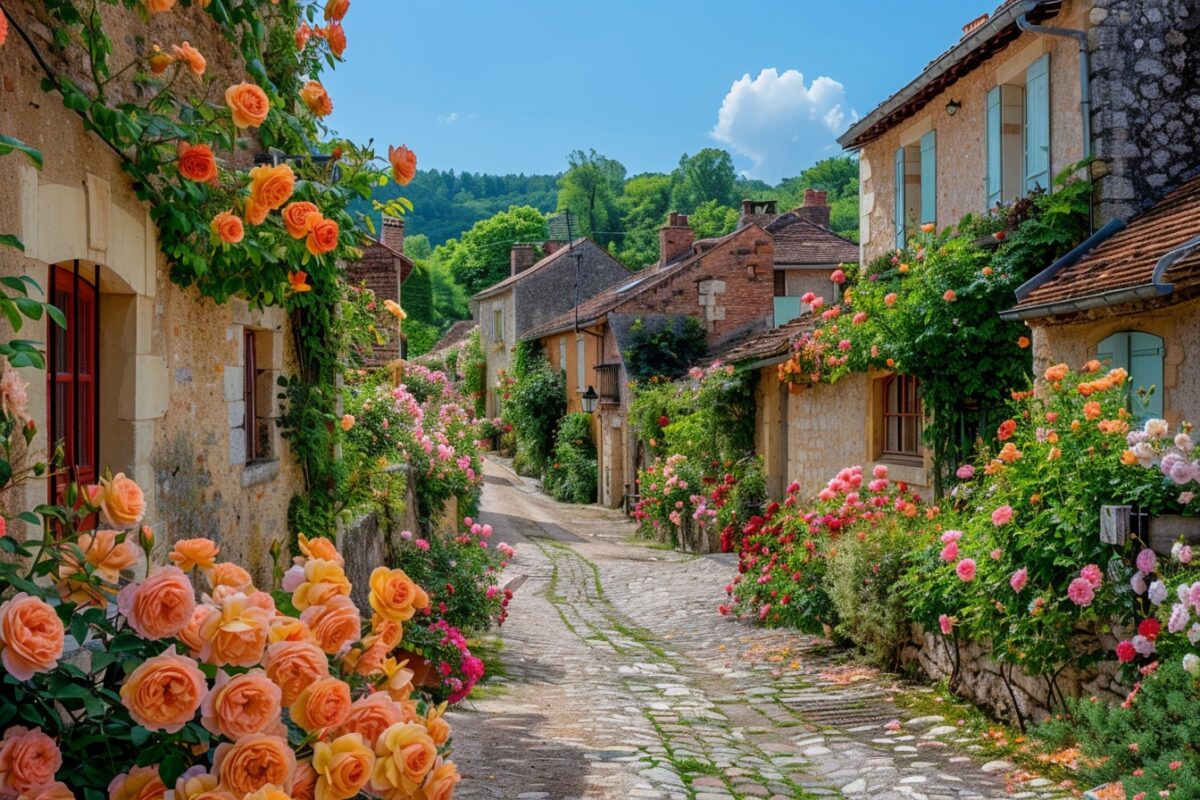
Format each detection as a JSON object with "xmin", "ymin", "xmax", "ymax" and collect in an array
[
  {"xmin": 1089, "ymin": 0, "xmax": 1200, "ymax": 221},
  {"xmin": 1028, "ymin": 294, "xmax": 1200, "ymax": 425},
  {"xmin": 858, "ymin": 0, "xmax": 1087, "ymax": 263},
  {"xmin": 0, "ymin": 1, "xmax": 301, "ymax": 585}
]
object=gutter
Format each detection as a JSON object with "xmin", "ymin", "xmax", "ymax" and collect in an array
[
  {"xmin": 1000, "ymin": 232, "xmax": 1200, "ymax": 321},
  {"xmin": 1016, "ymin": 13, "xmax": 1091, "ymax": 161},
  {"xmin": 1012, "ymin": 219, "xmax": 1124, "ymax": 302}
]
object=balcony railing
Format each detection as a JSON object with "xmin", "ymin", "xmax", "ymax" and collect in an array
[{"xmin": 594, "ymin": 363, "xmax": 621, "ymax": 403}]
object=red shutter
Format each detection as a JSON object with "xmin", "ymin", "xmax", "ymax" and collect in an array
[{"xmin": 48, "ymin": 262, "xmax": 100, "ymax": 501}]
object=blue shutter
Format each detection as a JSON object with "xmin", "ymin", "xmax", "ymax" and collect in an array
[
  {"xmin": 1024, "ymin": 54, "xmax": 1051, "ymax": 193},
  {"xmin": 894, "ymin": 147, "xmax": 906, "ymax": 249},
  {"xmin": 920, "ymin": 131, "xmax": 937, "ymax": 225},
  {"xmin": 986, "ymin": 87, "xmax": 1002, "ymax": 208},
  {"xmin": 1097, "ymin": 331, "xmax": 1165, "ymax": 421}
]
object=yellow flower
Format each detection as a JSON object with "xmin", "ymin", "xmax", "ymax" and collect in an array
[
  {"xmin": 382, "ymin": 300, "xmax": 406, "ymax": 321},
  {"xmin": 312, "ymin": 733, "xmax": 375, "ymax": 800}
]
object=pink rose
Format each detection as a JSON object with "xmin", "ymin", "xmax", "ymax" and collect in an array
[
  {"xmin": 1067, "ymin": 577, "xmax": 1095, "ymax": 607},
  {"xmin": 938, "ymin": 614, "xmax": 954, "ymax": 635},
  {"xmin": 955, "ymin": 559, "xmax": 976, "ymax": 582},
  {"xmin": 1080, "ymin": 564, "xmax": 1103, "ymax": 588},
  {"xmin": 991, "ymin": 505, "xmax": 1013, "ymax": 526},
  {"xmin": 940, "ymin": 541, "xmax": 959, "ymax": 563},
  {"xmin": 1010, "ymin": 568, "xmax": 1028, "ymax": 593}
]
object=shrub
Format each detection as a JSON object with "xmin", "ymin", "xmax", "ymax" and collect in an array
[
  {"xmin": 503, "ymin": 341, "xmax": 566, "ymax": 476},
  {"xmin": 543, "ymin": 412, "xmax": 599, "ymax": 503},
  {"xmin": 622, "ymin": 316, "xmax": 708, "ymax": 383}
]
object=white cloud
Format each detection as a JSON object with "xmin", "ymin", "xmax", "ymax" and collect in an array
[
  {"xmin": 437, "ymin": 112, "xmax": 460, "ymax": 124},
  {"xmin": 711, "ymin": 68, "xmax": 857, "ymax": 182}
]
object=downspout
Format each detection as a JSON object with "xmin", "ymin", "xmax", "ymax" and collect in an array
[{"xmin": 1017, "ymin": 13, "xmax": 1094, "ymax": 232}]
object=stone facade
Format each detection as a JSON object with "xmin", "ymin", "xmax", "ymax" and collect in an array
[
  {"xmin": 1089, "ymin": 0, "xmax": 1200, "ymax": 221},
  {"xmin": 0, "ymin": 1, "xmax": 302, "ymax": 584},
  {"xmin": 346, "ymin": 217, "xmax": 412, "ymax": 364}
]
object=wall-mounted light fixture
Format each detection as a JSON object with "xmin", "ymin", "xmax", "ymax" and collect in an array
[
  {"xmin": 945, "ymin": 99, "xmax": 962, "ymax": 117},
  {"xmin": 581, "ymin": 386, "xmax": 599, "ymax": 414}
]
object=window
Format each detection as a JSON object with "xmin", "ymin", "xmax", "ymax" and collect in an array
[
  {"xmin": 492, "ymin": 306, "xmax": 504, "ymax": 343},
  {"xmin": 894, "ymin": 130, "xmax": 936, "ymax": 248},
  {"xmin": 47, "ymin": 263, "xmax": 99, "ymax": 499},
  {"xmin": 559, "ymin": 337, "xmax": 567, "ymax": 375},
  {"xmin": 986, "ymin": 53, "xmax": 1050, "ymax": 207},
  {"xmin": 881, "ymin": 375, "xmax": 923, "ymax": 461},
  {"xmin": 1097, "ymin": 331, "xmax": 1164, "ymax": 421},
  {"xmin": 244, "ymin": 330, "xmax": 260, "ymax": 462},
  {"xmin": 576, "ymin": 334, "xmax": 586, "ymax": 393}
]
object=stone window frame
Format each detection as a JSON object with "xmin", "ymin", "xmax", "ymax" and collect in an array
[{"xmin": 226, "ymin": 304, "xmax": 286, "ymax": 488}]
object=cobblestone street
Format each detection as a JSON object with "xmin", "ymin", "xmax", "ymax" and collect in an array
[{"xmin": 447, "ymin": 458, "xmax": 1072, "ymax": 800}]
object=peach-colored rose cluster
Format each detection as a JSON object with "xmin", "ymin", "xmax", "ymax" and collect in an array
[{"xmin": 0, "ymin": 486, "xmax": 459, "ymax": 800}]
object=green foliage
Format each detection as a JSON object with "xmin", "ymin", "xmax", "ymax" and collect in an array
[
  {"xmin": 671, "ymin": 148, "xmax": 737, "ymax": 211},
  {"xmin": 543, "ymin": 413, "xmax": 598, "ymax": 504},
  {"xmin": 459, "ymin": 329, "xmax": 487, "ymax": 417},
  {"xmin": 502, "ymin": 341, "xmax": 566, "ymax": 477},
  {"xmin": 404, "ymin": 319, "xmax": 440, "ymax": 358},
  {"xmin": 689, "ymin": 199, "xmax": 739, "ymax": 239},
  {"xmin": 440, "ymin": 206, "xmax": 548, "ymax": 296},
  {"xmin": 622, "ymin": 316, "xmax": 708, "ymax": 383},
  {"xmin": 556, "ymin": 149, "xmax": 626, "ymax": 247},
  {"xmin": 616, "ymin": 173, "xmax": 672, "ymax": 267},
  {"xmin": 403, "ymin": 263, "xmax": 435, "ymax": 325}
]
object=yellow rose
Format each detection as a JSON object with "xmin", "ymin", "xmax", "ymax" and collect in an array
[
  {"xmin": 311, "ymin": 733, "xmax": 374, "ymax": 800},
  {"xmin": 370, "ymin": 723, "xmax": 436, "ymax": 798},
  {"xmin": 367, "ymin": 567, "xmax": 428, "ymax": 624}
]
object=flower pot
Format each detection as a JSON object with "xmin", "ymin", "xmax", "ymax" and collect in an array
[{"xmin": 395, "ymin": 649, "xmax": 439, "ymax": 688}]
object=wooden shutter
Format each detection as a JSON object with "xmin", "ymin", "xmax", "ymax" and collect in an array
[
  {"xmin": 1024, "ymin": 54, "xmax": 1051, "ymax": 192},
  {"xmin": 1097, "ymin": 331, "xmax": 1165, "ymax": 421},
  {"xmin": 986, "ymin": 86, "xmax": 1003, "ymax": 208},
  {"xmin": 920, "ymin": 130, "xmax": 937, "ymax": 225},
  {"xmin": 894, "ymin": 148, "xmax": 906, "ymax": 249}
]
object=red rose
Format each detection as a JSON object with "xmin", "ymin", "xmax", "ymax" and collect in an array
[
  {"xmin": 1138, "ymin": 618, "xmax": 1161, "ymax": 640},
  {"xmin": 658, "ymin": 416, "xmax": 669, "ymax": 428},
  {"xmin": 1115, "ymin": 641, "xmax": 1137, "ymax": 662}
]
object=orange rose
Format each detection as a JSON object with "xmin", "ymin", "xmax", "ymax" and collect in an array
[
  {"xmin": 324, "ymin": 22, "xmax": 346, "ymax": 57},
  {"xmin": 212, "ymin": 735, "xmax": 296, "ymax": 796},
  {"xmin": 75, "ymin": 529, "xmax": 139, "ymax": 581},
  {"xmin": 382, "ymin": 300, "xmax": 406, "ymax": 321},
  {"xmin": 210, "ymin": 561, "xmax": 254, "ymax": 592},
  {"xmin": 0, "ymin": 593, "xmax": 64, "ymax": 681},
  {"xmin": 226, "ymin": 82, "xmax": 271, "ymax": 128},
  {"xmin": 117, "ymin": 566, "xmax": 197, "ymax": 640},
  {"xmin": 288, "ymin": 271, "xmax": 312, "ymax": 293},
  {"xmin": 419, "ymin": 759, "xmax": 460, "ymax": 800},
  {"xmin": 248, "ymin": 164, "xmax": 295, "ymax": 216},
  {"xmin": 306, "ymin": 216, "xmax": 339, "ymax": 257},
  {"xmin": 1043, "ymin": 363, "xmax": 1069, "ymax": 383},
  {"xmin": 263, "ymin": 640, "xmax": 330, "ymax": 705},
  {"xmin": 267, "ymin": 616, "xmax": 314, "ymax": 644},
  {"xmin": 171, "ymin": 42, "xmax": 206, "ymax": 77},
  {"xmin": 199, "ymin": 592, "xmax": 271, "ymax": 668},
  {"xmin": 242, "ymin": 787, "xmax": 290, "ymax": 800},
  {"xmin": 282, "ymin": 202, "xmax": 320, "ymax": 239},
  {"xmin": 368, "ymin": 567, "xmax": 429, "ymax": 623},
  {"xmin": 178, "ymin": 604, "xmax": 217, "ymax": 656},
  {"xmin": 380, "ymin": 658, "xmax": 415, "ymax": 703},
  {"xmin": 387, "ymin": 145, "xmax": 416, "ymax": 186},
  {"xmin": 1084, "ymin": 359, "xmax": 1102, "ymax": 373},
  {"xmin": 148, "ymin": 45, "xmax": 172, "ymax": 75},
  {"xmin": 297, "ymin": 534, "xmax": 343, "ymax": 565},
  {"xmin": 108, "ymin": 767, "xmax": 166, "ymax": 800},
  {"xmin": 119, "ymin": 648, "xmax": 207, "ymax": 733},
  {"xmin": 98, "ymin": 472, "xmax": 145, "ymax": 527},
  {"xmin": 293, "ymin": 559, "xmax": 351, "ymax": 610},
  {"xmin": 143, "ymin": 0, "xmax": 175, "ymax": 12},
  {"xmin": 201, "ymin": 669, "xmax": 283, "ymax": 740},
  {"xmin": 343, "ymin": 617, "xmax": 401, "ymax": 676},
  {"xmin": 211, "ymin": 211, "xmax": 244, "ymax": 244},
  {"xmin": 323, "ymin": 0, "xmax": 349, "ymax": 21},
  {"xmin": 339, "ymin": 693, "xmax": 406, "ymax": 749},
  {"xmin": 301, "ymin": 596, "xmax": 361, "ymax": 654},
  {"xmin": 422, "ymin": 703, "xmax": 451, "ymax": 747},
  {"xmin": 1017, "ymin": 336, "xmax": 1031, "ymax": 349},
  {"xmin": 0, "ymin": 728, "xmax": 62, "ymax": 796},
  {"xmin": 58, "ymin": 529, "xmax": 139, "ymax": 605},
  {"xmin": 1083, "ymin": 401, "xmax": 1102, "ymax": 420},
  {"xmin": 291, "ymin": 764, "xmax": 317, "ymax": 800},
  {"xmin": 290, "ymin": 677, "xmax": 352, "ymax": 733},
  {"xmin": 177, "ymin": 142, "xmax": 217, "ymax": 183},
  {"xmin": 299, "ymin": 81, "xmax": 333, "ymax": 117},
  {"xmin": 295, "ymin": 24, "xmax": 314, "ymax": 51},
  {"xmin": 169, "ymin": 537, "xmax": 220, "ymax": 574},
  {"xmin": 370, "ymin": 723, "xmax": 436, "ymax": 797},
  {"xmin": 920, "ymin": 222, "xmax": 936, "ymax": 234},
  {"xmin": 17, "ymin": 782, "xmax": 74, "ymax": 800},
  {"xmin": 312, "ymin": 733, "xmax": 374, "ymax": 800},
  {"xmin": 171, "ymin": 767, "xmax": 220, "ymax": 800}
]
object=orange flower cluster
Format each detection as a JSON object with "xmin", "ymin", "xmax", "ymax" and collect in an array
[{"xmin": 0, "ymin": 473, "xmax": 461, "ymax": 800}]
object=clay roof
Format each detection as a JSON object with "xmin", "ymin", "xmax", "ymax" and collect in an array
[
  {"xmin": 471, "ymin": 239, "xmax": 596, "ymax": 300},
  {"xmin": 521, "ymin": 226, "xmax": 751, "ymax": 341},
  {"xmin": 427, "ymin": 321, "xmax": 478, "ymax": 355},
  {"xmin": 838, "ymin": 0, "xmax": 1063, "ymax": 150},
  {"xmin": 1008, "ymin": 175, "xmax": 1200, "ymax": 318},
  {"xmin": 765, "ymin": 213, "xmax": 860, "ymax": 266},
  {"xmin": 705, "ymin": 315, "xmax": 821, "ymax": 366}
]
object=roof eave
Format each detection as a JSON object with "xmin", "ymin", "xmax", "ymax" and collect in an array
[{"xmin": 1000, "ymin": 283, "xmax": 1174, "ymax": 321}]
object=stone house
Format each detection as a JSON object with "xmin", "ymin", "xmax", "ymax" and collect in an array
[
  {"xmin": 521, "ymin": 214, "xmax": 774, "ymax": 508},
  {"xmin": 345, "ymin": 216, "xmax": 415, "ymax": 364},
  {"xmin": 470, "ymin": 238, "xmax": 630, "ymax": 418},
  {"xmin": 0, "ymin": 2, "xmax": 304, "ymax": 580}
]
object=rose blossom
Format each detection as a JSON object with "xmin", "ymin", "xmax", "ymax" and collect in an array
[
  {"xmin": 1080, "ymin": 564, "xmax": 1103, "ymax": 588},
  {"xmin": 0, "ymin": 593, "xmax": 64, "ymax": 681},
  {"xmin": 955, "ymin": 559, "xmax": 976, "ymax": 582},
  {"xmin": 1136, "ymin": 548, "xmax": 1157, "ymax": 575},
  {"xmin": 117, "ymin": 565, "xmax": 196, "ymax": 640},
  {"xmin": 1148, "ymin": 580, "xmax": 1168, "ymax": 606},
  {"xmin": 955, "ymin": 464, "xmax": 975, "ymax": 480},
  {"xmin": 940, "ymin": 541, "xmax": 959, "ymax": 563},
  {"xmin": 119, "ymin": 648, "xmax": 208, "ymax": 733},
  {"xmin": 940, "ymin": 530, "xmax": 962, "ymax": 544},
  {"xmin": 0, "ymin": 727, "xmax": 61, "ymax": 796},
  {"xmin": 938, "ymin": 614, "xmax": 954, "ymax": 635},
  {"xmin": 1010, "ymin": 568, "xmax": 1028, "ymax": 592},
  {"xmin": 1067, "ymin": 578, "xmax": 1095, "ymax": 607},
  {"xmin": 1131, "ymin": 634, "xmax": 1156, "ymax": 656},
  {"xmin": 1131, "ymin": 571, "xmax": 1147, "ymax": 595},
  {"xmin": 1183, "ymin": 653, "xmax": 1200, "ymax": 676},
  {"xmin": 991, "ymin": 505, "xmax": 1013, "ymax": 526},
  {"xmin": 1169, "ymin": 603, "xmax": 1191, "ymax": 634}
]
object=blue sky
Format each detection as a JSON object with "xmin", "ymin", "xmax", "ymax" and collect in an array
[{"xmin": 323, "ymin": 1, "xmax": 985, "ymax": 183}]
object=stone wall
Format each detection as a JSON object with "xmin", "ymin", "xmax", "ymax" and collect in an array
[
  {"xmin": 1089, "ymin": 0, "xmax": 1200, "ymax": 222},
  {"xmin": 512, "ymin": 240, "xmax": 630, "ymax": 337}
]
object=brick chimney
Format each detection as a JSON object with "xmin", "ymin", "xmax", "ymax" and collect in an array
[
  {"xmin": 658, "ymin": 212, "xmax": 695, "ymax": 265},
  {"xmin": 739, "ymin": 199, "xmax": 779, "ymax": 229},
  {"xmin": 510, "ymin": 243, "xmax": 536, "ymax": 276},
  {"xmin": 793, "ymin": 189, "xmax": 830, "ymax": 229},
  {"xmin": 380, "ymin": 215, "xmax": 406, "ymax": 254},
  {"xmin": 543, "ymin": 240, "xmax": 567, "ymax": 256}
]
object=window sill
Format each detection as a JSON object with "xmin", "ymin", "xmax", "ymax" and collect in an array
[
  {"xmin": 242, "ymin": 459, "xmax": 280, "ymax": 488},
  {"xmin": 873, "ymin": 459, "xmax": 928, "ymax": 487}
]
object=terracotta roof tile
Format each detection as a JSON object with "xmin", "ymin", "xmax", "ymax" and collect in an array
[
  {"xmin": 706, "ymin": 315, "xmax": 821, "ymax": 366},
  {"xmin": 1016, "ymin": 175, "xmax": 1200, "ymax": 311},
  {"xmin": 426, "ymin": 321, "xmax": 478, "ymax": 356},
  {"xmin": 765, "ymin": 214, "xmax": 860, "ymax": 265}
]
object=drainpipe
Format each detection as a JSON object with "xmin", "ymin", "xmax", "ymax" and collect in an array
[{"xmin": 1017, "ymin": 13, "xmax": 1095, "ymax": 233}]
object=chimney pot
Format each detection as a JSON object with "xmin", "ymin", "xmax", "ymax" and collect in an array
[
  {"xmin": 658, "ymin": 212, "xmax": 695, "ymax": 265},
  {"xmin": 510, "ymin": 243, "xmax": 536, "ymax": 276},
  {"xmin": 380, "ymin": 215, "xmax": 406, "ymax": 254},
  {"xmin": 794, "ymin": 190, "xmax": 831, "ymax": 229},
  {"xmin": 739, "ymin": 199, "xmax": 779, "ymax": 229}
]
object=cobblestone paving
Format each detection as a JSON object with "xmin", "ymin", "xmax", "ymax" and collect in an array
[{"xmin": 448, "ymin": 458, "xmax": 1071, "ymax": 800}]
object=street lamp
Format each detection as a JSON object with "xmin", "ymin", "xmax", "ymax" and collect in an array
[{"xmin": 581, "ymin": 386, "xmax": 599, "ymax": 414}]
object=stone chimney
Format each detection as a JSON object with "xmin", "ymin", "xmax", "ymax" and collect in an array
[
  {"xmin": 658, "ymin": 212, "xmax": 695, "ymax": 265},
  {"xmin": 510, "ymin": 243, "xmax": 536, "ymax": 276},
  {"xmin": 793, "ymin": 189, "xmax": 830, "ymax": 229},
  {"xmin": 380, "ymin": 215, "xmax": 406, "ymax": 253},
  {"xmin": 739, "ymin": 199, "xmax": 779, "ymax": 229}
]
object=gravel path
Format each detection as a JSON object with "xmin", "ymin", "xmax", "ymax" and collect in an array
[{"xmin": 447, "ymin": 457, "xmax": 1071, "ymax": 800}]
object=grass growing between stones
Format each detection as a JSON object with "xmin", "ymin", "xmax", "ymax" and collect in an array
[{"xmin": 462, "ymin": 635, "xmax": 511, "ymax": 701}]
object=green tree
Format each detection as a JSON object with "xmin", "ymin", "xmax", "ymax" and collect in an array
[
  {"xmin": 689, "ymin": 199, "xmax": 739, "ymax": 239},
  {"xmin": 404, "ymin": 233, "xmax": 433, "ymax": 260},
  {"xmin": 556, "ymin": 149, "xmax": 627, "ymax": 246},
  {"xmin": 616, "ymin": 173, "xmax": 672, "ymax": 267},
  {"xmin": 402, "ymin": 263, "xmax": 435, "ymax": 324},
  {"xmin": 671, "ymin": 148, "xmax": 737, "ymax": 211},
  {"xmin": 440, "ymin": 206, "xmax": 548, "ymax": 296},
  {"xmin": 427, "ymin": 257, "xmax": 468, "ymax": 325}
]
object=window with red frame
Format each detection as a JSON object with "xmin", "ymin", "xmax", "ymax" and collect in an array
[
  {"xmin": 881, "ymin": 374, "xmax": 922, "ymax": 461},
  {"xmin": 47, "ymin": 262, "xmax": 100, "ymax": 500}
]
